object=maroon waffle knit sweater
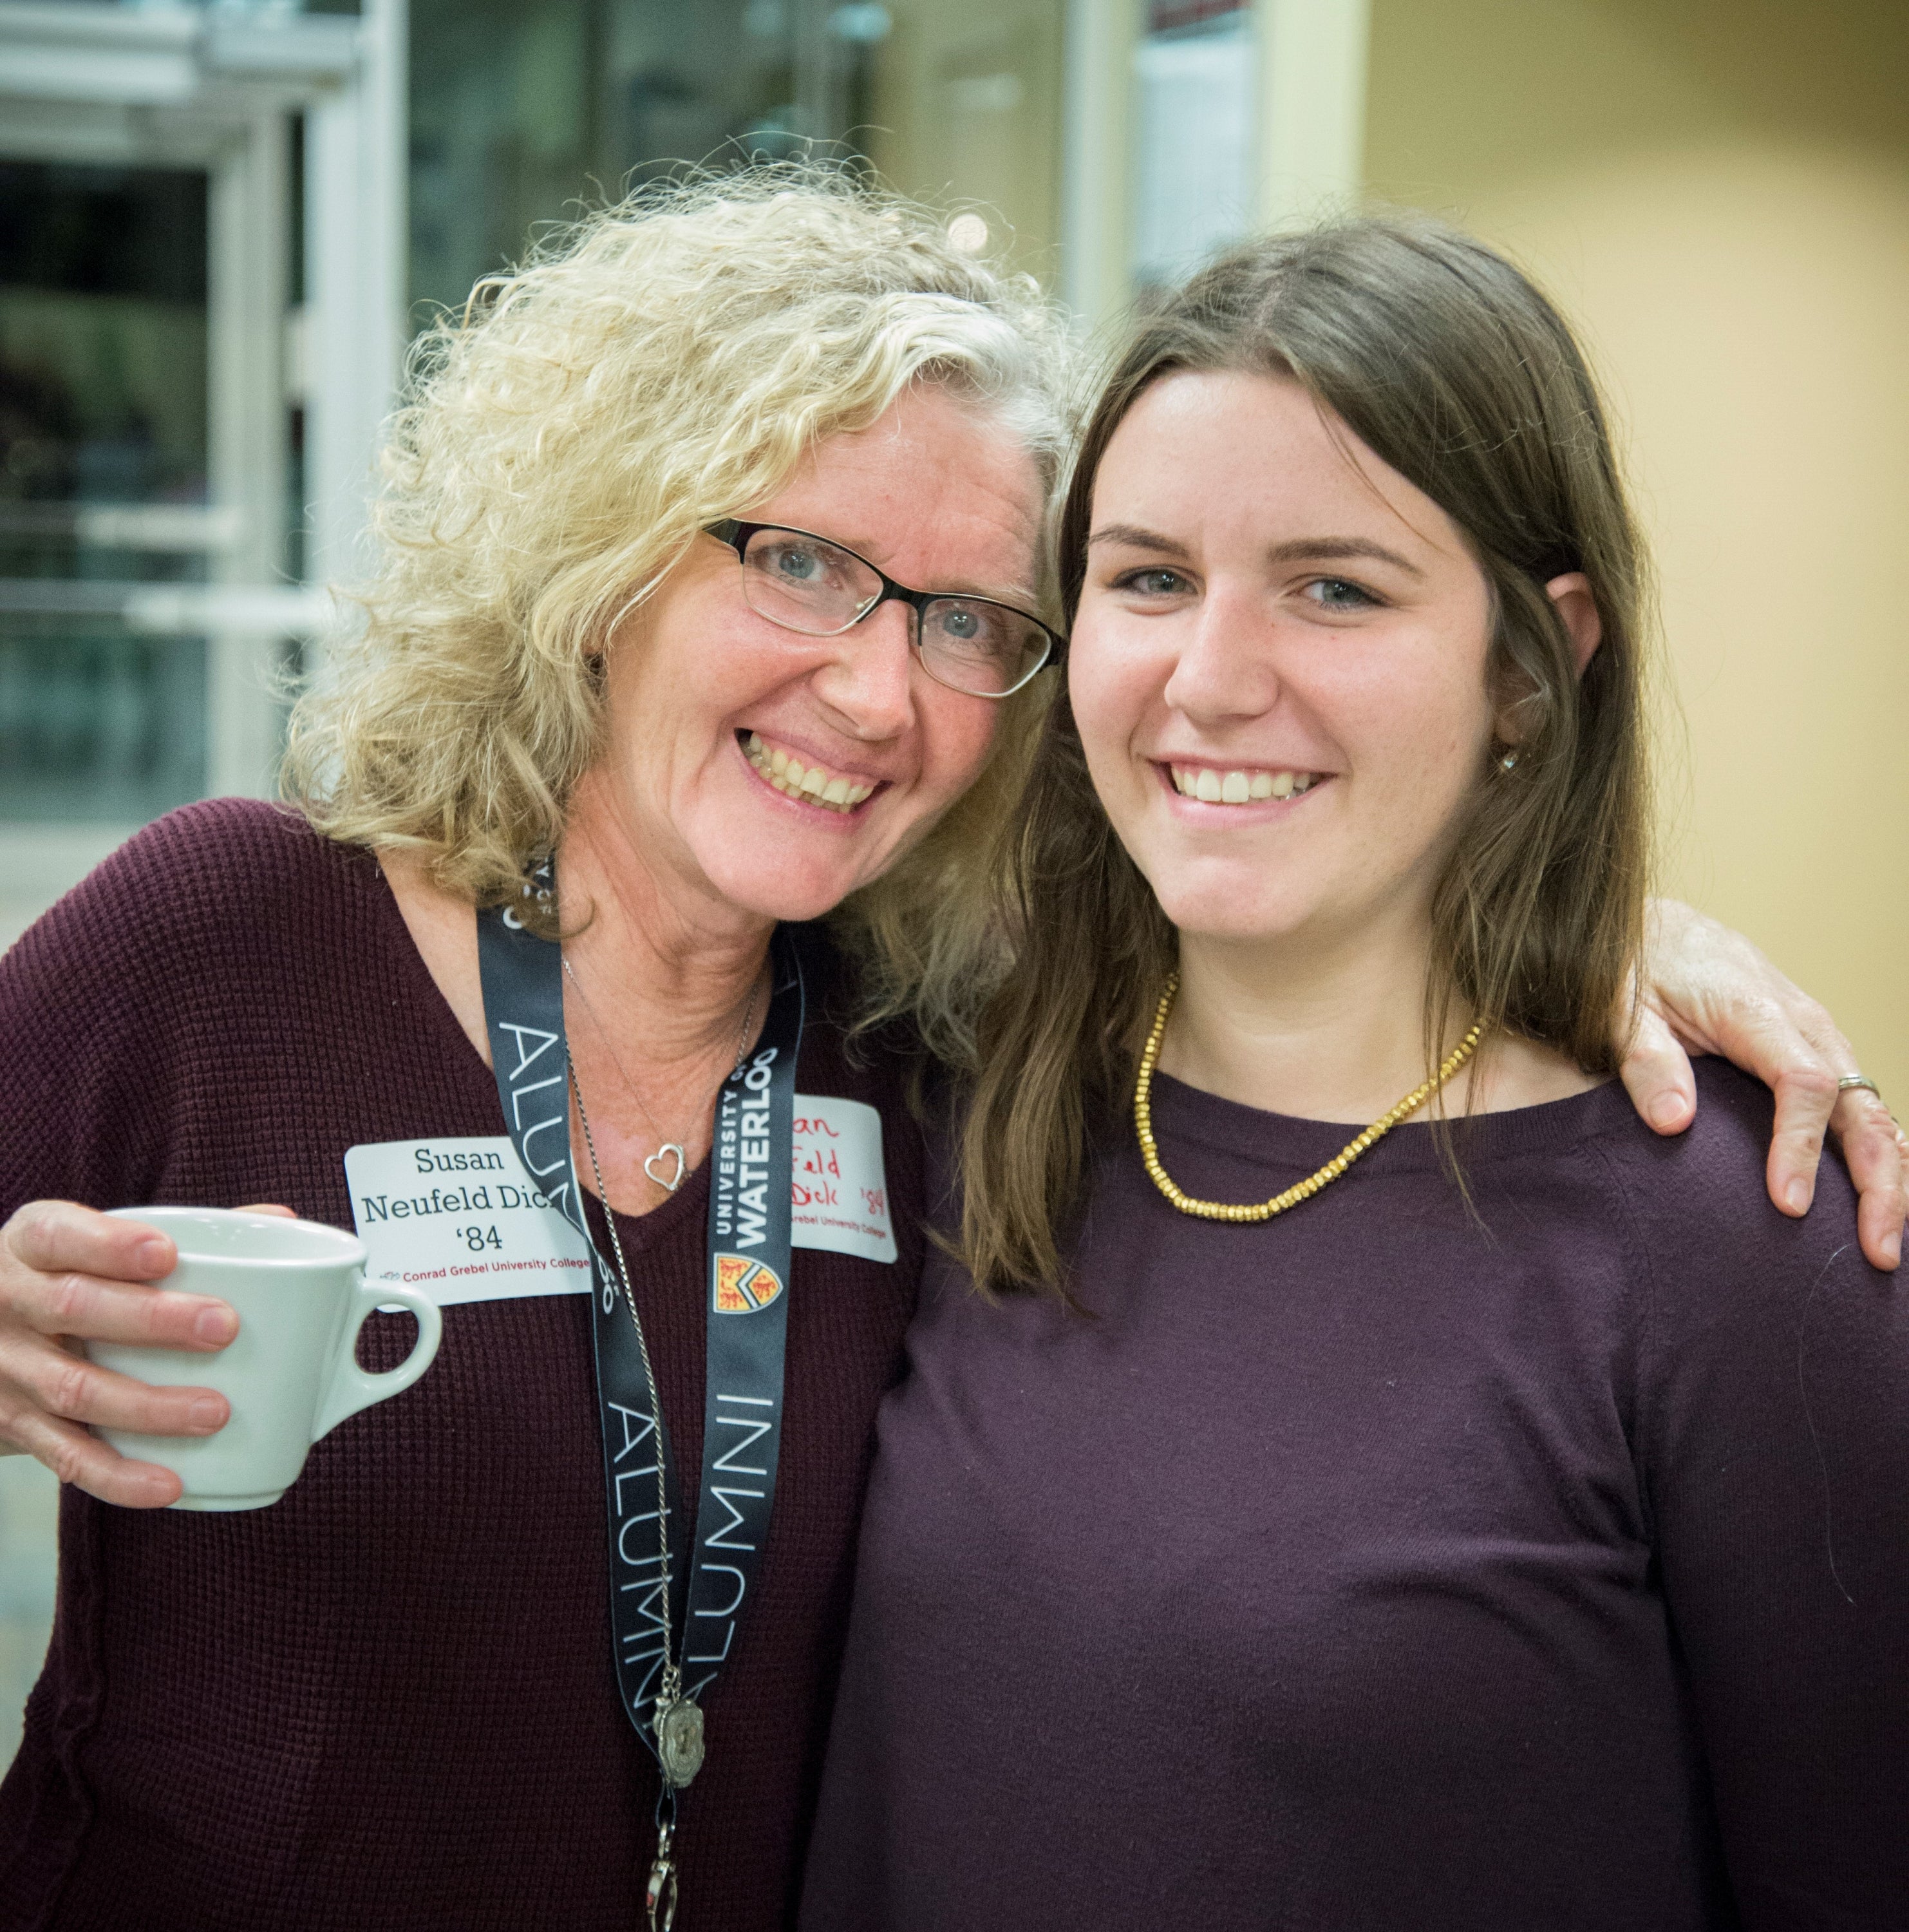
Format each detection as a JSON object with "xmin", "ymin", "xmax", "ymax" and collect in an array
[{"xmin": 0, "ymin": 799, "xmax": 924, "ymax": 1931}]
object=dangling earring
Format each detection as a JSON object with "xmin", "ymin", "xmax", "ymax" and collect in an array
[{"xmin": 1498, "ymin": 750, "xmax": 1518, "ymax": 773}]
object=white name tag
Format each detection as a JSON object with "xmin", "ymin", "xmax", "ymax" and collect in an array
[
  {"xmin": 344, "ymin": 1137, "xmax": 594, "ymax": 1305},
  {"xmin": 346, "ymin": 1094, "xmax": 893, "ymax": 1307},
  {"xmin": 792, "ymin": 1096, "xmax": 897, "ymax": 1264}
]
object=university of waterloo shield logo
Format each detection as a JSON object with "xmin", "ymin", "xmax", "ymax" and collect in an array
[{"xmin": 713, "ymin": 1252, "xmax": 784, "ymax": 1314}]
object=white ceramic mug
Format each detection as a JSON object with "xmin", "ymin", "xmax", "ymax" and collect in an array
[{"xmin": 87, "ymin": 1206, "xmax": 442, "ymax": 1511}]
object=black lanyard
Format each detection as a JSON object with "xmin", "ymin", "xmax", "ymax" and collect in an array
[{"xmin": 475, "ymin": 867, "xmax": 804, "ymax": 1840}]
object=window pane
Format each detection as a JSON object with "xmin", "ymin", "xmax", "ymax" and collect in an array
[
  {"xmin": 406, "ymin": 0, "xmax": 1071, "ymax": 316},
  {"xmin": 0, "ymin": 160, "xmax": 212, "ymax": 821},
  {"xmin": 0, "ymin": 626, "xmax": 207, "ymax": 823}
]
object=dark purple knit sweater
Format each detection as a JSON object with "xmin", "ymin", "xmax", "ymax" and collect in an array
[
  {"xmin": 804, "ymin": 1066, "xmax": 1909, "ymax": 1929},
  {"xmin": 0, "ymin": 799, "xmax": 923, "ymax": 1931}
]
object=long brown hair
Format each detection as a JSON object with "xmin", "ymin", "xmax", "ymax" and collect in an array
[{"xmin": 958, "ymin": 213, "xmax": 1653, "ymax": 1296}]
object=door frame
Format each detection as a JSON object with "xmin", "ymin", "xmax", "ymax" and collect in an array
[{"xmin": 0, "ymin": 0, "xmax": 406, "ymax": 938}]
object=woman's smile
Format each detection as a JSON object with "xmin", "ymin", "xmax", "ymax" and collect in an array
[
  {"xmin": 739, "ymin": 729, "xmax": 883, "ymax": 816},
  {"xmin": 1158, "ymin": 761, "xmax": 1331, "ymax": 808}
]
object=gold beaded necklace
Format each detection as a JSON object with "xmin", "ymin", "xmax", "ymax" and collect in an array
[{"xmin": 1133, "ymin": 972, "xmax": 1486, "ymax": 1222}]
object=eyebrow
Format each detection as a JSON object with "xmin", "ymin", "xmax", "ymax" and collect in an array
[
  {"xmin": 1087, "ymin": 523, "xmax": 1193, "ymax": 561},
  {"xmin": 1266, "ymin": 536, "xmax": 1424, "ymax": 578},
  {"xmin": 1087, "ymin": 524, "xmax": 1424, "ymax": 579}
]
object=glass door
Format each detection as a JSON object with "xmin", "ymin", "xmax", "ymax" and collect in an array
[
  {"xmin": 0, "ymin": 58, "xmax": 305, "ymax": 951},
  {"xmin": 0, "ymin": 158, "xmax": 217, "ymax": 831}
]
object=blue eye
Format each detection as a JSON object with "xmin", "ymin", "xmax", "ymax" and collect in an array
[
  {"xmin": 1306, "ymin": 577, "xmax": 1378, "ymax": 611},
  {"xmin": 1116, "ymin": 569, "xmax": 1189, "ymax": 596},
  {"xmin": 924, "ymin": 600, "xmax": 1017, "ymax": 663},
  {"xmin": 746, "ymin": 533, "xmax": 860, "ymax": 592}
]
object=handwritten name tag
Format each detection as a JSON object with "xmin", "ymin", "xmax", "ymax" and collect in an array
[
  {"xmin": 792, "ymin": 1096, "xmax": 897, "ymax": 1264},
  {"xmin": 346, "ymin": 1093, "xmax": 893, "ymax": 1307}
]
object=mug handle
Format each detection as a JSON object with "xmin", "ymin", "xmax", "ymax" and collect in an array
[{"xmin": 312, "ymin": 1273, "xmax": 444, "ymax": 1443}]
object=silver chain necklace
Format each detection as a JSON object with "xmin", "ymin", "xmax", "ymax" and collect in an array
[
  {"xmin": 562, "ymin": 956, "xmax": 758, "ymax": 1194},
  {"xmin": 567, "ymin": 1063, "xmax": 697, "ymax": 1923},
  {"xmin": 560, "ymin": 966, "xmax": 761, "ymax": 1777},
  {"xmin": 562, "ymin": 963, "xmax": 762, "ymax": 1925},
  {"xmin": 563, "ymin": 958, "xmax": 762, "ymax": 1615}
]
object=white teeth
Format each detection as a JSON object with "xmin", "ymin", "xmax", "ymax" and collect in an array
[
  {"xmin": 1168, "ymin": 763, "xmax": 1321, "ymax": 807},
  {"xmin": 743, "ymin": 731, "xmax": 875, "ymax": 813}
]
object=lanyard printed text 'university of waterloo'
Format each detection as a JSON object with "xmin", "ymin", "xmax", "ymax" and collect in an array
[{"xmin": 476, "ymin": 871, "xmax": 804, "ymax": 1772}]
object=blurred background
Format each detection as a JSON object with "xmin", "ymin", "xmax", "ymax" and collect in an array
[{"xmin": 1, "ymin": 0, "xmax": 1904, "ymax": 1766}]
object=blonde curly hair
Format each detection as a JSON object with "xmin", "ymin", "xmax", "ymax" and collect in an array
[{"xmin": 283, "ymin": 166, "xmax": 1075, "ymax": 1062}]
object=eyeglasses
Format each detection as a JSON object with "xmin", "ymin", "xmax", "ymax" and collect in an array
[{"xmin": 707, "ymin": 520, "xmax": 1064, "ymax": 699}]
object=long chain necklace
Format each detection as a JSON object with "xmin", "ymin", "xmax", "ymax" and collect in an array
[
  {"xmin": 567, "ymin": 1066, "xmax": 695, "ymax": 1924},
  {"xmin": 563, "ymin": 967, "xmax": 760, "ymax": 1932},
  {"xmin": 1133, "ymin": 972, "xmax": 1485, "ymax": 1222},
  {"xmin": 563, "ymin": 956, "xmax": 758, "ymax": 1195}
]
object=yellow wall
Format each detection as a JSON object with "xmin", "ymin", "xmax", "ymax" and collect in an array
[
  {"xmin": 1364, "ymin": 0, "xmax": 1909, "ymax": 1104},
  {"xmin": 865, "ymin": 0, "xmax": 1068, "ymax": 278}
]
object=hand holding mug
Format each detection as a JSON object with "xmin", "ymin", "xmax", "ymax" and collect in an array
[
  {"xmin": 0, "ymin": 1199, "xmax": 439, "ymax": 1509},
  {"xmin": 0, "ymin": 1198, "xmax": 273, "ymax": 1505},
  {"xmin": 88, "ymin": 1208, "xmax": 442, "ymax": 1510}
]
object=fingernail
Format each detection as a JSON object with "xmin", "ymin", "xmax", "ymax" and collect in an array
[
  {"xmin": 1785, "ymin": 1180, "xmax": 1810, "ymax": 1214},
  {"xmin": 1648, "ymin": 1094, "xmax": 1686, "ymax": 1130},
  {"xmin": 187, "ymin": 1396, "xmax": 226, "ymax": 1433},
  {"xmin": 194, "ymin": 1305, "xmax": 238, "ymax": 1345},
  {"xmin": 137, "ymin": 1238, "xmax": 172, "ymax": 1274},
  {"xmin": 1884, "ymin": 1235, "xmax": 1902, "ymax": 1270}
]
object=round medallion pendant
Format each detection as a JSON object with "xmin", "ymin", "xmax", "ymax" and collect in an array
[{"xmin": 655, "ymin": 1693, "xmax": 706, "ymax": 1790}]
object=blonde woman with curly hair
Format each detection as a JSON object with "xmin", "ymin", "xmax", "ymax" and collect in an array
[
  {"xmin": 0, "ymin": 171, "xmax": 1071, "ymax": 1930},
  {"xmin": 0, "ymin": 172, "xmax": 1895, "ymax": 1930}
]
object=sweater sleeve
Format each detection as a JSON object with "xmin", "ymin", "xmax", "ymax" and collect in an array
[
  {"xmin": 3, "ymin": 830, "xmax": 180, "ymax": 1220},
  {"xmin": 0, "ymin": 799, "xmax": 324, "ymax": 1221},
  {"xmin": 1621, "ymin": 1065, "xmax": 1909, "ymax": 1929}
]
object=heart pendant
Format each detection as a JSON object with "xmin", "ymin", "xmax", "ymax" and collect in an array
[{"xmin": 644, "ymin": 1143, "xmax": 687, "ymax": 1193}]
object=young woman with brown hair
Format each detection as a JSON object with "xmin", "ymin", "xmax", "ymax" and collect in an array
[{"xmin": 802, "ymin": 216, "xmax": 1908, "ymax": 1928}]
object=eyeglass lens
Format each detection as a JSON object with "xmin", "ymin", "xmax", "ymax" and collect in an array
[{"xmin": 737, "ymin": 527, "xmax": 1048, "ymax": 697}]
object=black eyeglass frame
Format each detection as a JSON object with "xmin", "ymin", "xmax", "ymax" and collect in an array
[{"xmin": 706, "ymin": 519, "xmax": 1066, "ymax": 699}]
